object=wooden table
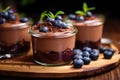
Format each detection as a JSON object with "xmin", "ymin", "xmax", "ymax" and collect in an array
[{"xmin": 0, "ymin": 17, "xmax": 120, "ymax": 80}]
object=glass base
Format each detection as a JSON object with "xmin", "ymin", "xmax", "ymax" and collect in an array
[{"xmin": 34, "ymin": 59, "xmax": 71, "ymax": 66}]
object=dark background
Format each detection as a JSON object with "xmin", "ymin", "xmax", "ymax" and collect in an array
[{"xmin": 1, "ymin": 0, "xmax": 120, "ymax": 23}]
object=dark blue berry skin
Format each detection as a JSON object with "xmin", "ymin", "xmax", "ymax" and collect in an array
[
  {"xmin": 107, "ymin": 48, "xmax": 115, "ymax": 53},
  {"xmin": 39, "ymin": 26, "xmax": 48, "ymax": 32},
  {"xmin": 8, "ymin": 10, "xmax": 14, "ymax": 14},
  {"xmin": 75, "ymin": 16, "xmax": 84, "ymax": 21},
  {"xmin": 92, "ymin": 49, "xmax": 99, "ymax": 54},
  {"xmin": 55, "ymin": 15, "xmax": 62, "ymax": 21},
  {"xmin": 82, "ymin": 57, "xmax": 91, "ymax": 65},
  {"xmin": 82, "ymin": 51, "xmax": 90, "ymax": 57},
  {"xmin": 46, "ymin": 17, "xmax": 55, "ymax": 23},
  {"xmin": 20, "ymin": 17, "xmax": 29, "ymax": 23},
  {"xmin": 61, "ymin": 22, "xmax": 67, "ymax": 29},
  {"xmin": 86, "ymin": 12, "xmax": 92, "ymax": 17},
  {"xmin": 90, "ymin": 51, "xmax": 99, "ymax": 60},
  {"xmin": 73, "ymin": 59, "xmax": 84, "ymax": 68},
  {"xmin": 73, "ymin": 54, "xmax": 83, "ymax": 59},
  {"xmin": 103, "ymin": 50, "xmax": 114, "ymax": 59},
  {"xmin": 83, "ymin": 47, "xmax": 92, "ymax": 53},
  {"xmin": 99, "ymin": 46, "xmax": 107, "ymax": 53},
  {"xmin": 0, "ymin": 11, "xmax": 8, "ymax": 18},
  {"xmin": 54, "ymin": 20, "xmax": 63, "ymax": 27},
  {"xmin": 73, "ymin": 49, "xmax": 83, "ymax": 55},
  {"xmin": 0, "ymin": 18, "xmax": 6, "ymax": 24},
  {"xmin": 68, "ymin": 14, "xmax": 76, "ymax": 20},
  {"xmin": 8, "ymin": 15, "xmax": 16, "ymax": 21}
]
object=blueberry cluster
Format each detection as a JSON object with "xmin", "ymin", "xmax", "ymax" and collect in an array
[
  {"xmin": 0, "ymin": 9, "xmax": 29, "ymax": 24},
  {"xmin": 39, "ymin": 15, "xmax": 68, "ymax": 32},
  {"xmin": 73, "ymin": 46, "xmax": 115, "ymax": 68},
  {"xmin": 68, "ymin": 11, "xmax": 93, "ymax": 22},
  {"xmin": 73, "ymin": 47, "xmax": 99, "ymax": 68},
  {"xmin": 99, "ymin": 46, "xmax": 115, "ymax": 59}
]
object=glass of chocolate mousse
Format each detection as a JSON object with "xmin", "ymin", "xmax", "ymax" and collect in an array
[
  {"xmin": 29, "ymin": 11, "xmax": 77, "ymax": 66},
  {"xmin": 0, "ymin": 7, "xmax": 31, "ymax": 58},
  {"xmin": 67, "ymin": 2, "xmax": 104, "ymax": 49}
]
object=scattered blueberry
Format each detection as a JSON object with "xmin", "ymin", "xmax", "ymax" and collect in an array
[
  {"xmin": 0, "ymin": 11, "xmax": 8, "ymax": 18},
  {"xmin": 103, "ymin": 50, "xmax": 114, "ymax": 59},
  {"xmin": 46, "ymin": 17, "xmax": 55, "ymax": 23},
  {"xmin": 73, "ymin": 58, "xmax": 84, "ymax": 68},
  {"xmin": 0, "ymin": 18, "xmax": 6, "ymax": 24},
  {"xmin": 68, "ymin": 14, "xmax": 76, "ymax": 20},
  {"xmin": 99, "ymin": 46, "xmax": 107, "ymax": 53},
  {"xmin": 73, "ymin": 49, "xmax": 82, "ymax": 55},
  {"xmin": 61, "ymin": 22, "xmax": 67, "ymax": 29},
  {"xmin": 82, "ymin": 51, "xmax": 90, "ymax": 57},
  {"xmin": 39, "ymin": 26, "xmax": 48, "ymax": 32},
  {"xmin": 83, "ymin": 46, "xmax": 92, "ymax": 53},
  {"xmin": 8, "ymin": 15, "xmax": 16, "ymax": 21},
  {"xmin": 90, "ymin": 51, "xmax": 99, "ymax": 60},
  {"xmin": 73, "ymin": 54, "xmax": 83, "ymax": 59},
  {"xmin": 82, "ymin": 57, "xmax": 91, "ymax": 65},
  {"xmin": 54, "ymin": 20, "xmax": 63, "ymax": 27},
  {"xmin": 75, "ymin": 16, "xmax": 84, "ymax": 21}
]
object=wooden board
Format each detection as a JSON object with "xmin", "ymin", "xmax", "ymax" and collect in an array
[{"xmin": 0, "ymin": 43, "xmax": 119, "ymax": 78}]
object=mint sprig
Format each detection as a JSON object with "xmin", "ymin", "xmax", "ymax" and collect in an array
[
  {"xmin": 46, "ymin": 10, "xmax": 64, "ymax": 19},
  {"xmin": 2, "ymin": 6, "xmax": 10, "ymax": 12},
  {"xmin": 75, "ymin": 2, "xmax": 95, "ymax": 16},
  {"xmin": 39, "ymin": 10, "xmax": 47, "ymax": 21}
]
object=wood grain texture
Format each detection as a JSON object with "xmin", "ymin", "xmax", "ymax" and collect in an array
[{"xmin": 0, "ymin": 44, "xmax": 119, "ymax": 78}]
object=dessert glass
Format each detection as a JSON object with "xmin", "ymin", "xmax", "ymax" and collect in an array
[
  {"xmin": 29, "ymin": 25, "xmax": 77, "ymax": 66},
  {"xmin": 0, "ymin": 22, "xmax": 31, "ymax": 58}
]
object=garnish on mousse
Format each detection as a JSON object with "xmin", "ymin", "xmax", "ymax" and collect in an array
[
  {"xmin": 68, "ymin": 2, "xmax": 96, "ymax": 21},
  {"xmin": 0, "ymin": 6, "xmax": 29, "ymax": 24},
  {"xmin": 34, "ymin": 10, "xmax": 72, "ymax": 33}
]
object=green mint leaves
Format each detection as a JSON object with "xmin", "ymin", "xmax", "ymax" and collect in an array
[
  {"xmin": 46, "ymin": 10, "xmax": 64, "ymax": 19},
  {"xmin": 2, "ymin": 6, "xmax": 10, "ymax": 12},
  {"xmin": 75, "ymin": 2, "xmax": 95, "ymax": 16},
  {"xmin": 39, "ymin": 10, "xmax": 47, "ymax": 22}
]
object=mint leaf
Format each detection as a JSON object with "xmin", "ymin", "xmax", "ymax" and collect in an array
[
  {"xmin": 83, "ymin": 2, "xmax": 88, "ymax": 12},
  {"xmin": 3, "ymin": 6, "xmax": 10, "ymax": 12},
  {"xmin": 75, "ymin": 10, "xmax": 86, "ymax": 16},
  {"xmin": 54, "ymin": 10, "xmax": 64, "ymax": 18},
  {"xmin": 39, "ymin": 11, "xmax": 47, "ymax": 21},
  {"xmin": 87, "ymin": 7, "xmax": 95, "ymax": 11}
]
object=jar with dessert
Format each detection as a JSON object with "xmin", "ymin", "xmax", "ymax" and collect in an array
[
  {"xmin": 66, "ymin": 2, "xmax": 104, "ymax": 49},
  {"xmin": 29, "ymin": 11, "xmax": 78, "ymax": 66},
  {"xmin": 0, "ymin": 6, "xmax": 31, "ymax": 59}
]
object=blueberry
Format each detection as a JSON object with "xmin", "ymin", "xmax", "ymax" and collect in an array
[
  {"xmin": 92, "ymin": 49, "xmax": 99, "ymax": 54},
  {"xmin": 73, "ymin": 59, "xmax": 84, "ymax": 68},
  {"xmin": 73, "ymin": 54, "xmax": 83, "ymax": 59},
  {"xmin": 8, "ymin": 9, "xmax": 14, "ymax": 14},
  {"xmin": 68, "ymin": 14, "xmax": 76, "ymax": 20},
  {"xmin": 61, "ymin": 22, "xmax": 67, "ymax": 29},
  {"xmin": 0, "ymin": 18, "xmax": 6, "ymax": 24},
  {"xmin": 39, "ymin": 26, "xmax": 48, "ymax": 32},
  {"xmin": 75, "ymin": 16, "xmax": 84, "ymax": 21},
  {"xmin": 55, "ymin": 15, "xmax": 62, "ymax": 21},
  {"xmin": 73, "ymin": 49, "xmax": 83, "ymax": 55},
  {"xmin": 20, "ymin": 17, "xmax": 29, "ymax": 23},
  {"xmin": 0, "ymin": 11, "xmax": 8, "ymax": 18},
  {"xmin": 8, "ymin": 15, "xmax": 16, "ymax": 21},
  {"xmin": 103, "ymin": 50, "xmax": 114, "ymax": 59},
  {"xmin": 46, "ymin": 17, "xmax": 55, "ymax": 23},
  {"xmin": 86, "ymin": 11, "xmax": 93, "ymax": 17},
  {"xmin": 82, "ymin": 57, "xmax": 91, "ymax": 65},
  {"xmin": 99, "ymin": 46, "xmax": 107, "ymax": 53},
  {"xmin": 54, "ymin": 20, "xmax": 63, "ymax": 27},
  {"xmin": 82, "ymin": 51, "xmax": 90, "ymax": 57},
  {"xmin": 107, "ymin": 48, "xmax": 115, "ymax": 53},
  {"xmin": 90, "ymin": 51, "xmax": 99, "ymax": 60},
  {"xmin": 83, "ymin": 46, "xmax": 92, "ymax": 53}
]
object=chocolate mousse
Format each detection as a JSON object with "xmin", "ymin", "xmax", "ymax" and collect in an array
[
  {"xmin": 29, "ymin": 11, "xmax": 77, "ymax": 66},
  {"xmin": 0, "ymin": 7, "xmax": 31, "ymax": 58},
  {"xmin": 67, "ymin": 2, "xmax": 104, "ymax": 49}
]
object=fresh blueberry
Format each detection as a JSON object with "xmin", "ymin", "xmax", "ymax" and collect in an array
[
  {"xmin": 0, "ymin": 18, "xmax": 6, "ymax": 24},
  {"xmin": 103, "ymin": 50, "xmax": 114, "ymax": 59},
  {"xmin": 82, "ymin": 51, "xmax": 90, "ymax": 57},
  {"xmin": 73, "ymin": 59, "xmax": 84, "ymax": 68},
  {"xmin": 8, "ymin": 15, "xmax": 16, "ymax": 21},
  {"xmin": 99, "ymin": 46, "xmax": 107, "ymax": 53},
  {"xmin": 107, "ymin": 48, "xmax": 115, "ymax": 53},
  {"xmin": 46, "ymin": 17, "xmax": 55, "ymax": 23},
  {"xmin": 20, "ymin": 17, "xmax": 29, "ymax": 23},
  {"xmin": 55, "ymin": 15, "xmax": 62, "ymax": 21},
  {"xmin": 75, "ymin": 16, "xmax": 84, "ymax": 21},
  {"xmin": 8, "ymin": 9, "xmax": 14, "ymax": 14},
  {"xmin": 86, "ymin": 11, "xmax": 93, "ymax": 17},
  {"xmin": 54, "ymin": 20, "xmax": 63, "ymax": 27},
  {"xmin": 92, "ymin": 49, "xmax": 99, "ymax": 54},
  {"xmin": 90, "ymin": 51, "xmax": 99, "ymax": 60},
  {"xmin": 0, "ymin": 11, "xmax": 8, "ymax": 18},
  {"xmin": 83, "ymin": 46, "xmax": 92, "ymax": 53},
  {"xmin": 61, "ymin": 22, "xmax": 67, "ymax": 29},
  {"xmin": 39, "ymin": 26, "xmax": 48, "ymax": 32},
  {"xmin": 73, "ymin": 49, "xmax": 83, "ymax": 55},
  {"xmin": 68, "ymin": 14, "xmax": 76, "ymax": 20},
  {"xmin": 73, "ymin": 54, "xmax": 83, "ymax": 59},
  {"xmin": 82, "ymin": 57, "xmax": 91, "ymax": 65}
]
